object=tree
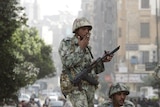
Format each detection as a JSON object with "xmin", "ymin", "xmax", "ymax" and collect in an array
[
  {"xmin": 0, "ymin": 0, "xmax": 27, "ymax": 43},
  {"xmin": 0, "ymin": 0, "xmax": 56, "ymax": 101},
  {"xmin": 0, "ymin": 27, "xmax": 56, "ymax": 101},
  {"xmin": 0, "ymin": 0, "xmax": 27, "ymax": 100},
  {"xmin": 12, "ymin": 27, "xmax": 56, "ymax": 79}
]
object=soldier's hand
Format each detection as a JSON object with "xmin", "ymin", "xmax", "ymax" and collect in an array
[
  {"xmin": 78, "ymin": 33, "xmax": 90, "ymax": 49},
  {"xmin": 103, "ymin": 51, "xmax": 114, "ymax": 62}
]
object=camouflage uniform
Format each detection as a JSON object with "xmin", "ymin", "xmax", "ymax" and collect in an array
[
  {"xmin": 99, "ymin": 100, "xmax": 135, "ymax": 107},
  {"xmin": 58, "ymin": 17, "xmax": 105, "ymax": 107},
  {"xmin": 98, "ymin": 83, "xmax": 135, "ymax": 107}
]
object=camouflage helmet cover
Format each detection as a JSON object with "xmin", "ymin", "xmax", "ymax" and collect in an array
[
  {"xmin": 108, "ymin": 83, "xmax": 130, "ymax": 98},
  {"xmin": 72, "ymin": 17, "xmax": 92, "ymax": 33}
]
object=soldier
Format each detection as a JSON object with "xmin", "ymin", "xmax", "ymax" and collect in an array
[
  {"xmin": 98, "ymin": 83, "xmax": 135, "ymax": 107},
  {"xmin": 58, "ymin": 17, "xmax": 113, "ymax": 107}
]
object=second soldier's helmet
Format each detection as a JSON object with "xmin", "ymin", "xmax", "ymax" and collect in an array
[
  {"xmin": 72, "ymin": 17, "xmax": 92, "ymax": 33},
  {"xmin": 108, "ymin": 83, "xmax": 129, "ymax": 98}
]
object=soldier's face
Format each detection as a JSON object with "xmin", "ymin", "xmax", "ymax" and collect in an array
[
  {"xmin": 112, "ymin": 91, "xmax": 127, "ymax": 106},
  {"xmin": 77, "ymin": 27, "xmax": 90, "ymax": 39}
]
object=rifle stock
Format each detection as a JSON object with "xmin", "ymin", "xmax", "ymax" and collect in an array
[{"xmin": 72, "ymin": 46, "xmax": 120, "ymax": 85}]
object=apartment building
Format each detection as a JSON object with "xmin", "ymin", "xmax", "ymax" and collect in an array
[{"xmin": 117, "ymin": 0, "xmax": 160, "ymax": 97}]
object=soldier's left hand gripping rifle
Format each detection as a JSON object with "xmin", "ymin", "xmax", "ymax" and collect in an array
[{"xmin": 71, "ymin": 46, "xmax": 120, "ymax": 85}]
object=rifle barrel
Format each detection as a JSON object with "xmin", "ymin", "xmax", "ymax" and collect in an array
[{"xmin": 102, "ymin": 45, "xmax": 120, "ymax": 61}]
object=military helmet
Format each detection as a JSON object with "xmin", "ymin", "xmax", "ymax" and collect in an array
[
  {"xmin": 108, "ymin": 83, "xmax": 129, "ymax": 98},
  {"xmin": 72, "ymin": 17, "xmax": 92, "ymax": 33}
]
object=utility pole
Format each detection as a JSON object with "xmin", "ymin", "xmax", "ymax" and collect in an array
[
  {"xmin": 156, "ymin": 0, "xmax": 159, "ymax": 64},
  {"xmin": 155, "ymin": 1, "xmax": 160, "ymax": 99}
]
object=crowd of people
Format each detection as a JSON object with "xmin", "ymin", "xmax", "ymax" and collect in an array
[{"xmin": 18, "ymin": 98, "xmax": 41, "ymax": 107}]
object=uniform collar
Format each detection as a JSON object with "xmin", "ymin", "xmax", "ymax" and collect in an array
[{"xmin": 71, "ymin": 35, "xmax": 79, "ymax": 46}]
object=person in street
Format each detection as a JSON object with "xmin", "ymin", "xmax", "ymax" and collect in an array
[
  {"xmin": 58, "ymin": 17, "xmax": 114, "ymax": 107},
  {"xmin": 27, "ymin": 98, "xmax": 38, "ymax": 107},
  {"xmin": 98, "ymin": 83, "xmax": 135, "ymax": 107},
  {"xmin": 18, "ymin": 100, "xmax": 27, "ymax": 107},
  {"xmin": 44, "ymin": 96, "xmax": 50, "ymax": 107}
]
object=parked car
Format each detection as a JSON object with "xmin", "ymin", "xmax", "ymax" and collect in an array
[
  {"xmin": 49, "ymin": 95, "xmax": 58, "ymax": 101},
  {"xmin": 18, "ymin": 93, "xmax": 30, "ymax": 102}
]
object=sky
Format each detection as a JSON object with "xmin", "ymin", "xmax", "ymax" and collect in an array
[
  {"xmin": 38, "ymin": 0, "xmax": 81, "ymax": 16},
  {"xmin": 20, "ymin": 0, "xmax": 82, "ymax": 45}
]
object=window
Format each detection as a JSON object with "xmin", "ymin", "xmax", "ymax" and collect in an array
[
  {"xmin": 141, "ymin": 0, "xmax": 150, "ymax": 9},
  {"xmin": 152, "ymin": 50, "xmax": 157, "ymax": 62},
  {"xmin": 140, "ymin": 23, "xmax": 150, "ymax": 38},
  {"xmin": 142, "ymin": 51, "xmax": 149, "ymax": 64},
  {"xmin": 131, "ymin": 56, "xmax": 138, "ymax": 64}
]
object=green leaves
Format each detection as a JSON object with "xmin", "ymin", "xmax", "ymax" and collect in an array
[
  {"xmin": 13, "ymin": 61, "xmax": 39, "ymax": 86},
  {"xmin": 0, "ymin": 0, "xmax": 27, "ymax": 42},
  {"xmin": 0, "ymin": 0, "xmax": 55, "ymax": 100},
  {"xmin": 11, "ymin": 27, "xmax": 56, "ymax": 79}
]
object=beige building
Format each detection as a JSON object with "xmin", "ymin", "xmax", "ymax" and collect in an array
[{"xmin": 117, "ymin": 0, "xmax": 160, "ymax": 97}]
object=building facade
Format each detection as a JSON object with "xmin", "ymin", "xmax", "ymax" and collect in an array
[{"xmin": 117, "ymin": 0, "xmax": 160, "ymax": 98}]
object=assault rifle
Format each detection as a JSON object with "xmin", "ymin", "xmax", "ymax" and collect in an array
[{"xmin": 72, "ymin": 46, "xmax": 120, "ymax": 85}]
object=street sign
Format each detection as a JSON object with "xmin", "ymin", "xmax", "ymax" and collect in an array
[{"xmin": 115, "ymin": 73, "xmax": 148, "ymax": 83}]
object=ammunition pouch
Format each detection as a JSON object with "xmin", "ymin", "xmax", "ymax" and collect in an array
[{"xmin": 60, "ymin": 70, "xmax": 78, "ymax": 97}]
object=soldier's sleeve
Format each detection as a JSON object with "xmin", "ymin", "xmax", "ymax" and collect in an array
[{"xmin": 58, "ymin": 38, "xmax": 85, "ymax": 68}]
